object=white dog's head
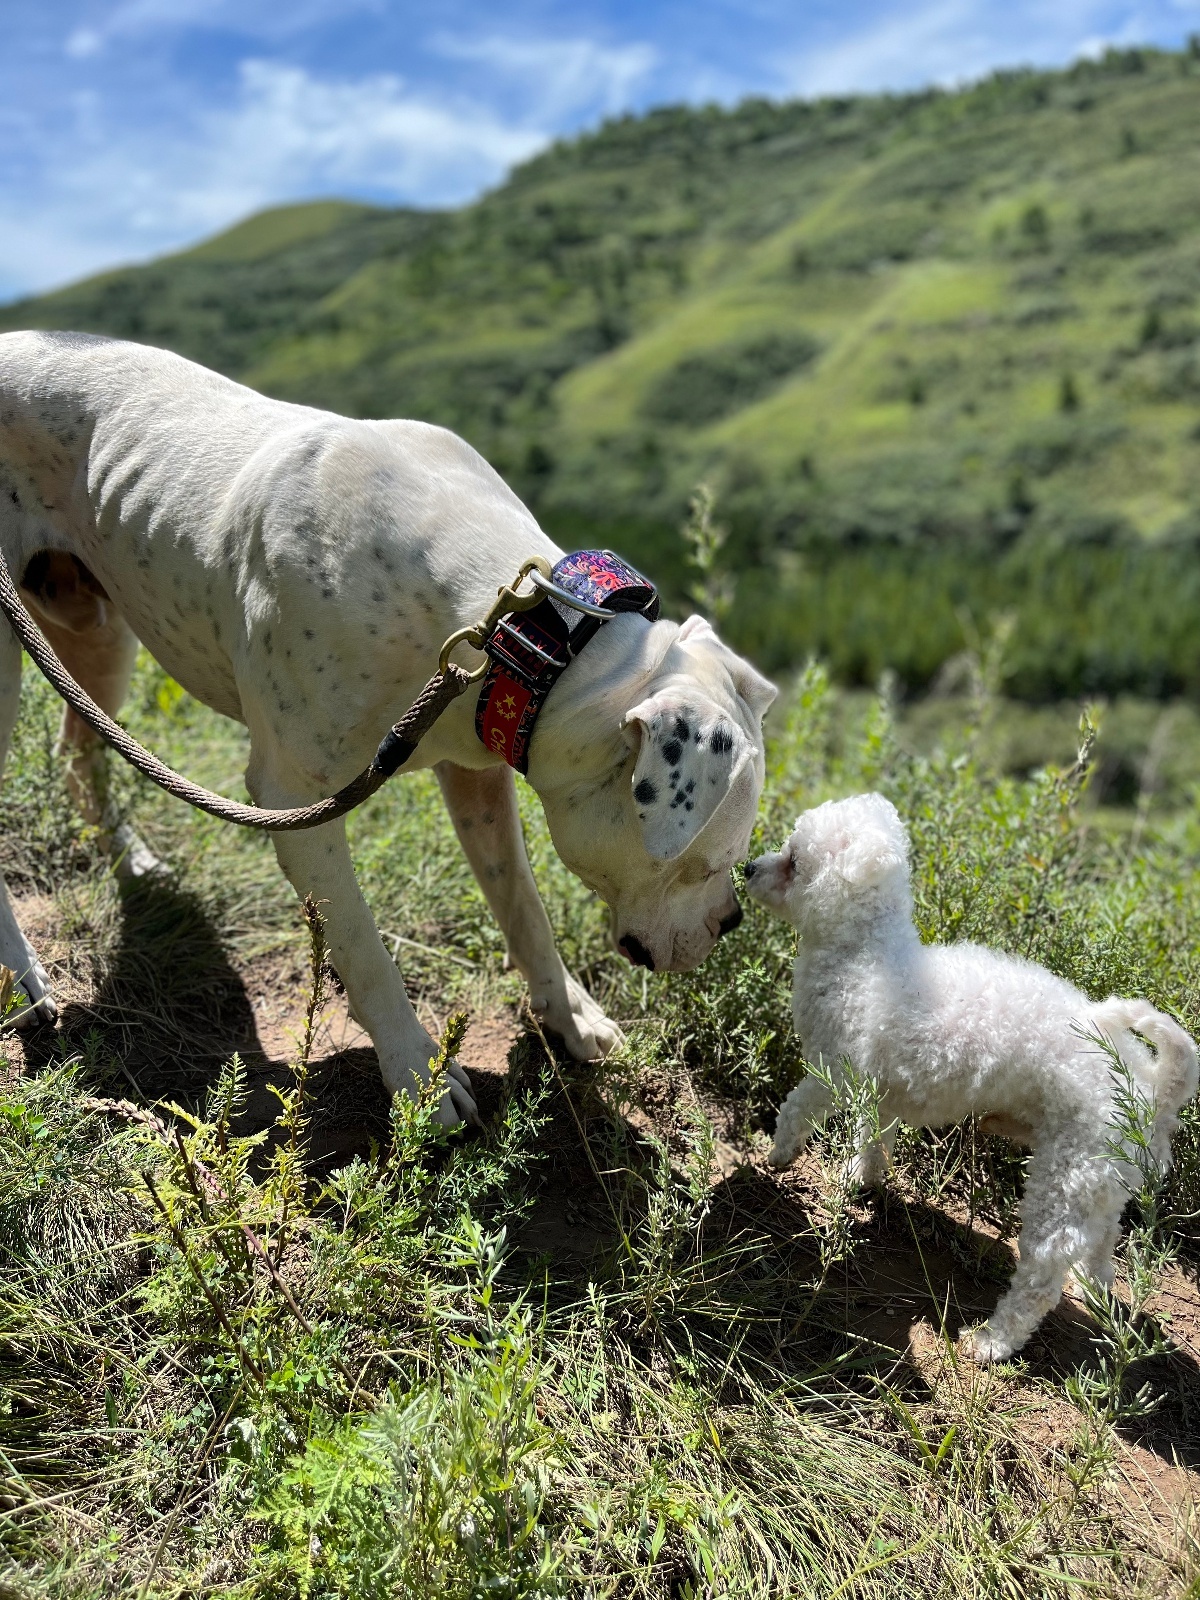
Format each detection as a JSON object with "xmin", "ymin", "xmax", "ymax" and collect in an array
[
  {"xmin": 744, "ymin": 793, "xmax": 911, "ymax": 935},
  {"xmin": 530, "ymin": 613, "xmax": 776, "ymax": 973}
]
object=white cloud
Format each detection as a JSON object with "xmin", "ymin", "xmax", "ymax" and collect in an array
[
  {"xmin": 781, "ymin": 0, "xmax": 1167, "ymax": 99},
  {"xmin": 187, "ymin": 59, "xmax": 544, "ymax": 227},
  {"xmin": 786, "ymin": 0, "xmax": 1004, "ymax": 97},
  {"xmin": 64, "ymin": 27, "xmax": 104, "ymax": 59},
  {"xmin": 0, "ymin": 59, "xmax": 549, "ymax": 297},
  {"xmin": 433, "ymin": 33, "xmax": 657, "ymax": 121}
]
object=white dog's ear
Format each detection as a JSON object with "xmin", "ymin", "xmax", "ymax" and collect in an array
[
  {"xmin": 678, "ymin": 615, "xmax": 778, "ymax": 722},
  {"xmin": 624, "ymin": 693, "xmax": 753, "ymax": 860}
]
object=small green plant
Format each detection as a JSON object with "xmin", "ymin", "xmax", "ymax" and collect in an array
[
  {"xmin": 803, "ymin": 1057, "xmax": 885, "ymax": 1282},
  {"xmin": 1067, "ymin": 1034, "xmax": 1178, "ymax": 1449},
  {"xmin": 680, "ymin": 482, "xmax": 734, "ymax": 626},
  {"xmin": 260, "ymin": 1219, "xmax": 565, "ymax": 1600}
]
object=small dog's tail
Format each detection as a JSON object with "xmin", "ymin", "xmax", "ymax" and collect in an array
[{"xmin": 1090, "ymin": 997, "xmax": 1199, "ymax": 1113}]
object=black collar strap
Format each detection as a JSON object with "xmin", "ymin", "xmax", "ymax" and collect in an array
[{"xmin": 476, "ymin": 549, "xmax": 659, "ymax": 772}]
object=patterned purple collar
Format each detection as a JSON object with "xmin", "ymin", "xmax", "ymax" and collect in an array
[{"xmin": 476, "ymin": 549, "xmax": 659, "ymax": 772}]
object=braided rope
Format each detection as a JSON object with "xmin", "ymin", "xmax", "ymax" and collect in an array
[{"xmin": 0, "ymin": 547, "xmax": 472, "ymax": 831}]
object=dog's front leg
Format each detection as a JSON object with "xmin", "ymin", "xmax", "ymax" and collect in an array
[
  {"xmin": 251, "ymin": 756, "xmax": 477, "ymax": 1123},
  {"xmin": 769, "ymin": 1073, "xmax": 836, "ymax": 1167},
  {"xmin": 848, "ymin": 1110, "xmax": 900, "ymax": 1191},
  {"xmin": 0, "ymin": 624, "xmax": 56, "ymax": 1027},
  {"xmin": 436, "ymin": 762, "xmax": 622, "ymax": 1060}
]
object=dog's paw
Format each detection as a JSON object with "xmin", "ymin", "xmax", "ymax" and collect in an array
[
  {"xmin": 110, "ymin": 824, "xmax": 167, "ymax": 883},
  {"xmin": 767, "ymin": 1139, "xmax": 798, "ymax": 1168},
  {"xmin": 381, "ymin": 1043, "xmax": 480, "ymax": 1128},
  {"xmin": 962, "ymin": 1323, "xmax": 1015, "ymax": 1365},
  {"xmin": 0, "ymin": 957, "xmax": 58, "ymax": 1031},
  {"xmin": 530, "ymin": 972, "xmax": 623, "ymax": 1061},
  {"xmin": 435, "ymin": 1057, "xmax": 479, "ymax": 1128},
  {"xmin": 848, "ymin": 1147, "xmax": 890, "ymax": 1191}
]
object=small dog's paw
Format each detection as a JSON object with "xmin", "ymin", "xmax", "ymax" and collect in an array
[
  {"xmin": 530, "ymin": 973, "xmax": 623, "ymax": 1061},
  {"xmin": 962, "ymin": 1323, "xmax": 1013, "ymax": 1365},
  {"xmin": 847, "ymin": 1148, "xmax": 889, "ymax": 1191}
]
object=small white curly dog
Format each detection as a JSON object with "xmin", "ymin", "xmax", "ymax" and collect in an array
[{"xmin": 744, "ymin": 792, "xmax": 1198, "ymax": 1363}]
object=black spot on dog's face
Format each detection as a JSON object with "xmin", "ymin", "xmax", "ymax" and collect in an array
[
  {"xmin": 673, "ymin": 716, "xmax": 690, "ymax": 742},
  {"xmin": 709, "ymin": 723, "xmax": 734, "ymax": 755},
  {"xmin": 662, "ymin": 739, "xmax": 682, "ymax": 766},
  {"xmin": 634, "ymin": 778, "xmax": 658, "ymax": 805}
]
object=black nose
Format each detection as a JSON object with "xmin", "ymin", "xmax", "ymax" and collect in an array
[
  {"xmin": 619, "ymin": 934, "xmax": 655, "ymax": 970},
  {"xmin": 718, "ymin": 902, "xmax": 744, "ymax": 938},
  {"xmin": 743, "ymin": 860, "xmax": 758, "ymax": 880}
]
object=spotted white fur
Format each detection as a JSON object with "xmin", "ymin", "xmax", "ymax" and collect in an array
[{"xmin": 0, "ymin": 331, "xmax": 777, "ymax": 1122}]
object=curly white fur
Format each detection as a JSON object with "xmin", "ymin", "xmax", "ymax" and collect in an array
[{"xmin": 744, "ymin": 792, "xmax": 1199, "ymax": 1363}]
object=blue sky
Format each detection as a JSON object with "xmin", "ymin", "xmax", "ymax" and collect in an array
[{"xmin": 5, "ymin": 0, "xmax": 1200, "ymax": 300}]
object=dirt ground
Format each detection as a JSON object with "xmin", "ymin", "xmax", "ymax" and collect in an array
[{"xmin": 6, "ymin": 885, "xmax": 1199, "ymax": 1532}]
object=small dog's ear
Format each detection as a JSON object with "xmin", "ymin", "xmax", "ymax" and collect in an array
[
  {"xmin": 624, "ymin": 693, "xmax": 754, "ymax": 861},
  {"xmin": 839, "ymin": 835, "xmax": 906, "ymax": 889}
]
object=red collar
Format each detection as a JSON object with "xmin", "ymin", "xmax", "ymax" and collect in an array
[{"xmin": 476, "ymin": 549, "xmax": 659, "ymax": 772}]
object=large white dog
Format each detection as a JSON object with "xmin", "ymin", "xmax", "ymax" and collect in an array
[
  {"xmin": 0, "ymin": 331, "xmax": 776, "ymax": 1123},
  {"xmin": 745, "ymin": 793, "xmax": 1198, "ymax": 1361}
]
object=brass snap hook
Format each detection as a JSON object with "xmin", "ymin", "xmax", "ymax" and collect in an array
[{"xmin": 438, "ymin": 556, "xmax": 553, "ymax": 679}]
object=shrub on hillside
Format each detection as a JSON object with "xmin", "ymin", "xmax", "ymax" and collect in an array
[{"xmin": 640, "ymin": 332, "xmax": 820, "ymax": 427}]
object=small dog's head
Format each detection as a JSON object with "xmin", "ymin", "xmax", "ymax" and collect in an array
[{"xmin": 744, "ymin": 792, "xmax": 911, "ymax": 932}]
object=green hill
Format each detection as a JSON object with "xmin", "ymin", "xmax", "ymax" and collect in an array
[{"xmin": 9, "ymin": 45, "xmax": 1200, "ymax": 697}]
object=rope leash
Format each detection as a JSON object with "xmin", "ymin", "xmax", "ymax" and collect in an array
[{"xmin": 0, "ymin": 547, "xmax": 550, "ymax": 832}]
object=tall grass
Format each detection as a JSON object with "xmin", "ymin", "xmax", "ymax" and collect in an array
[{"xmin": 1, "ymin": 653, "xmax": 1198, "ymax": 1595}]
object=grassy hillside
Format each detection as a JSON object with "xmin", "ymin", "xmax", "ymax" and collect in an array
[{"xmin": 9, "ymin": 45, "xmax": 1200, "ymax": 694}]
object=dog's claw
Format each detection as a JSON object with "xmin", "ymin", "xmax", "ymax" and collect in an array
[
  {"xmin": 5, "ymin": 991, "xmax": 58, "ymax": 1030},
  {"xmin": 963, "ymin": 1324, "xmax": 1014, "ymax": 1365},
  {"xmin": 0, "ymin": 957, "xmax": 58, "ymax": 1032},
  {"xmin": 110, "ymin": 819, "xmax": 168, "ymax": 883},
  {"xmin": 440, "ymin": 1063, "xmax": 480, "ymax": 1128},
  {"xmin": 531, "ymin": 971, "xmax": 623, "ymax": 1061}
]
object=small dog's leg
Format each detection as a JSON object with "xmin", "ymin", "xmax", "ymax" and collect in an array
[
  {"xmin": 967, "ymin": 1253, "xmax": 1071, "ymax": 1363},
  {"xmin": 967, "ymin": 1148, "xmax": 1091, "ymax": 1362},
  {"xmin": 1069, "ymin": 1190, "xmax": 1125, "ymax": 1297},
  {"xmin": 0, "ymin": 621, "xmax": 57, "ymax": 1027},
  {"xmin": 41, "ymin": 608, "xmax": 163, "ymax": 880},
  {"xmin": 849, "ymin": 1112, "xmax": 899, "ymax": 1191},
  {"xmin": 769, "ymin": 1074, "xmax": 835, "ymax": 1167},
  {"xmin": 436, "ymin": 761, "xmax": 622, "ymax": 1059}
]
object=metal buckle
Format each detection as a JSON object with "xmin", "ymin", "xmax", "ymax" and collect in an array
[{"xmin": 526, "ymin": 567, "xmax": 616, "ymax": 619}]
